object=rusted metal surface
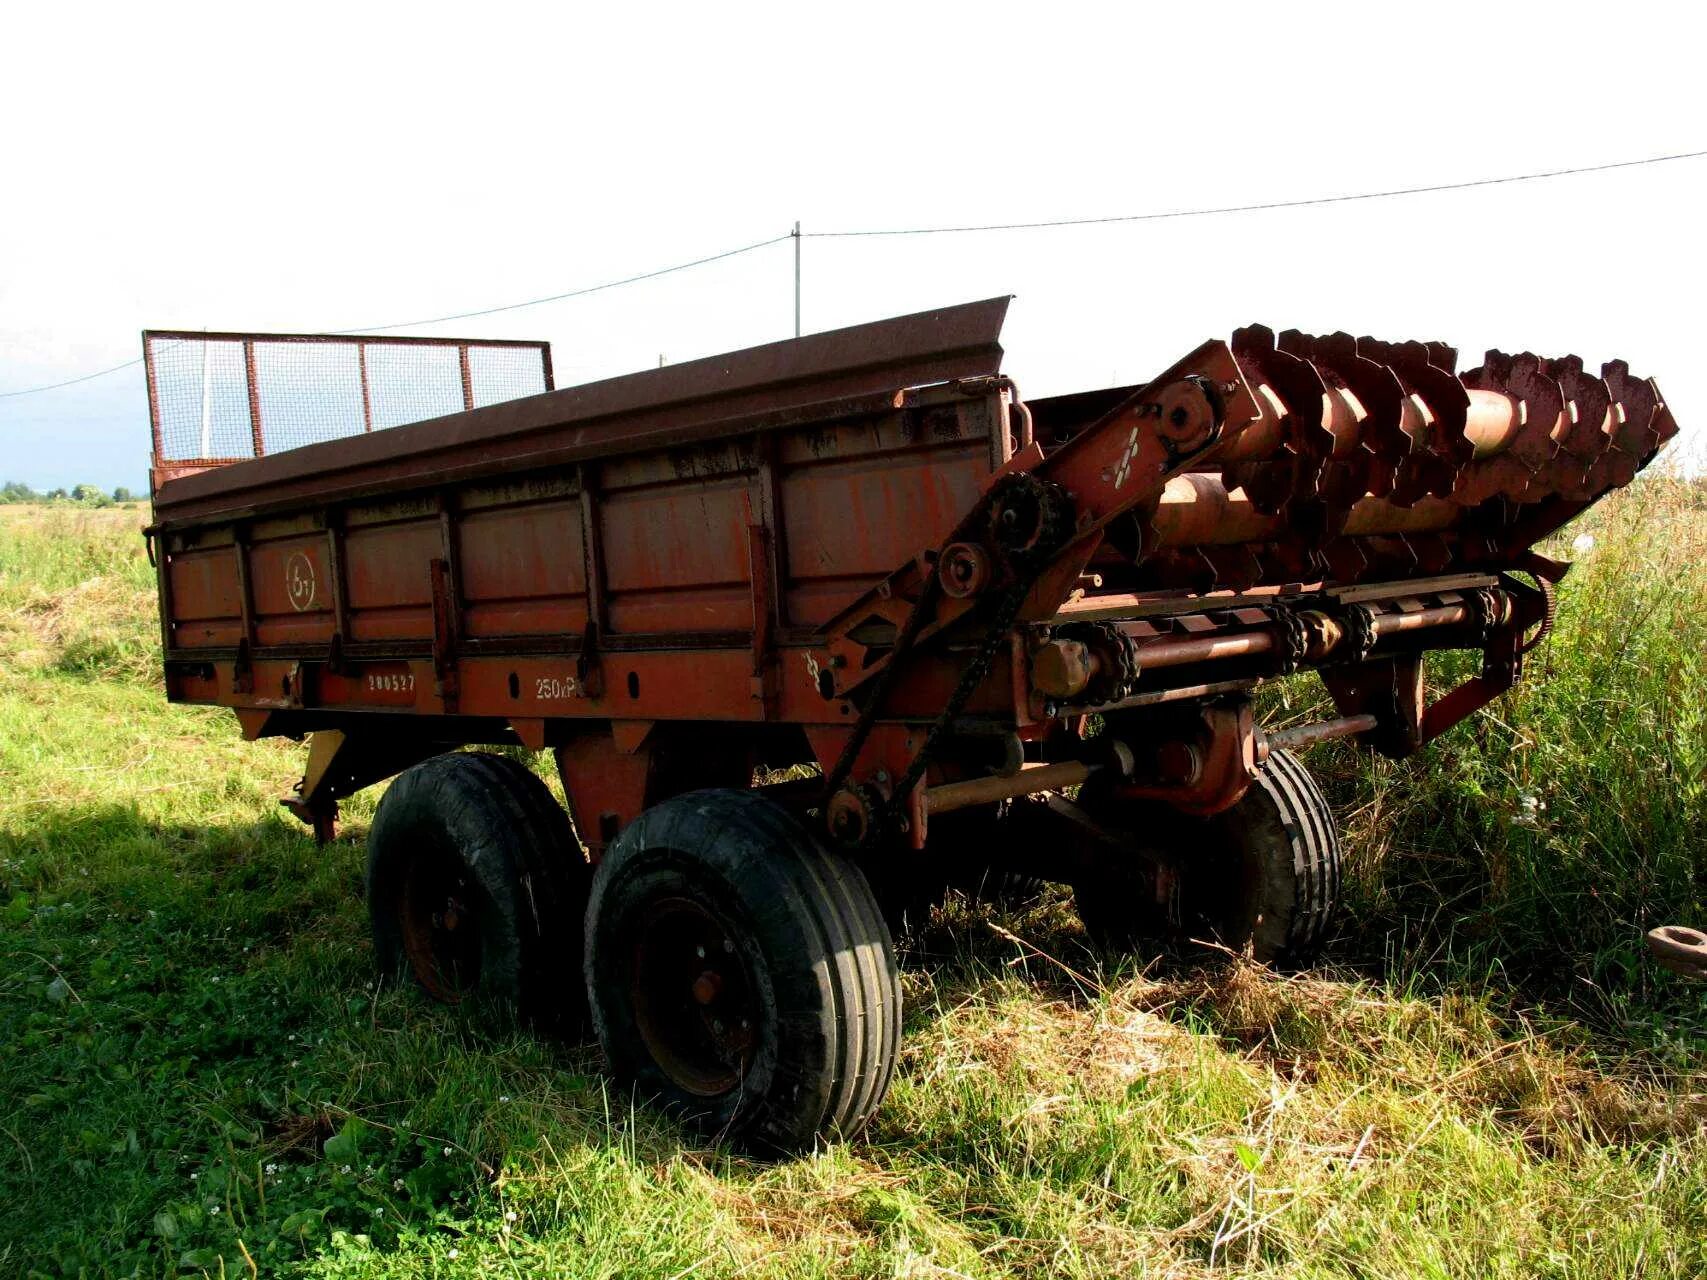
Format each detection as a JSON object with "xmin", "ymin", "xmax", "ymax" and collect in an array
[
  {"xmin": 1263, "ymin": 713, "xmax": 1379, "ymax": 755},
  {"xmin": 924, "ymin": 759, "xmax": 1103, "ymax": 816},
  {"xmin": 142, "ymin": 299, "xmax": 1676, "ymax": 853},
  {"xmin": 149, "ymin": 299, "xmax": 1010, "ymax": 524}
]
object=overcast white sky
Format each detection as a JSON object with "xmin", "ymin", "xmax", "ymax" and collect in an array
[{"xmin": 2, "ymin": 1, "xmax": 1702, "ymax": 490}]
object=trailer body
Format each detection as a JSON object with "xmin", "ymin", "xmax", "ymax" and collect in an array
[
  {"xmin": 146, "ymin": 299, "xmax": 1675, "ymax": 847},
  {"xmin": 142, "ymin": 299, "xmax": 1678, "ymax": 1147}
]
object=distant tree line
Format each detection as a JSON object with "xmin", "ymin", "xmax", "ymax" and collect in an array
[{"xmin": 1, "ymin": 482, "xmax": 137, "ymax": 506}]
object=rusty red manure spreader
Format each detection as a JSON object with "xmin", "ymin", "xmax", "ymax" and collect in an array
[{"xmin": 142, "ymin": 302, "xmax": 1676, "ymax": 1148}]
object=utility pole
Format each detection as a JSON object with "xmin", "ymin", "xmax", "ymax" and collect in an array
[{"xmin": 792, "ymin": 221, "xmax": 801, "ymax": 338}]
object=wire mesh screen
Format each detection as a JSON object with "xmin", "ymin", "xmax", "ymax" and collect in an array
[{"xmin": 143, "ymin": 331, "xmax": 553, "ymax": 465}]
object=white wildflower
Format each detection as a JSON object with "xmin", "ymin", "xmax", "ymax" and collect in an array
[
  {"xmin": 1571, "ymin": 533, "xmax": 1595, "ymax": 555},
  {"xmin": 504, "ymin": 1210, "xmax": 517, "ymax": 1222},
  {"xmin": 447, "ymin": 1248, "xmax": 459, "ymax": 1259},
  {"xmin": 1514, "ymin": 790, "xmax": 1545, "ymax": 827},
  {"xmin": 443, "ymin": 1146, "xmax": 454, "ymax": 1157}
]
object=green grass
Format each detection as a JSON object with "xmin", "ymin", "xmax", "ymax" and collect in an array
[
  {"xmin": 1271, "ymin": 475, "xmax": 1707, "ymax": 1049},
  {"xmin": 1, "ymin": 496, "xmax": 1703, "ymax": 1278}
]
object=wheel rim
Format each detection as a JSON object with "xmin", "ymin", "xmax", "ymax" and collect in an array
[
  {"xmin": 398, "ymin": 844, "xmax": 484, "ymax": 1001},
  {"xmin": 627, "ymin": 896, "xmax": 758, "ymax": 1098},
  {"xmin": 1174, "ymin": 842, "xmax": 1262, "ymax": 944},
  {"xmin": 1071, "ymin": 789, "xmax": 1258, "ymax": 947}
]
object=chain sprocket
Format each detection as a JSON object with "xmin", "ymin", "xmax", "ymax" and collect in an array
[
  {"xmin": 1262, "ymin": 605, "xmax": 1310, "ymax": 674},
  {"xmin": 819, "ymin": 471, "xmax": 1075, "ymax": 843},
  {"xmin": 883, "ymin": 474, "xmax": 1075, "ymax": 826}
]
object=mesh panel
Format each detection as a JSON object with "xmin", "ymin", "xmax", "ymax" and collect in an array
[
  {"xmin": 366, "ymin": 343, "xmax": 463, "ymax": 431},
  {"xmin": 253, "ymin": 342, "xmax": 364, "ymax": 454},
  {"xmin": 144, "ymin": 332, "xmax": 551, "ymax": 464},
  {"xmin": 468, "ymin": 344, "xmax": 554, "ymax": 408},
  {"xmin": 149, "ymin": 338, "xmax": 256, "ymax": 460}
]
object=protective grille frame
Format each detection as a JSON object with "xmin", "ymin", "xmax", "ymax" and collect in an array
[{"xmin": 143, "ymin": 331, "xmax": 554, "ymax": 475}]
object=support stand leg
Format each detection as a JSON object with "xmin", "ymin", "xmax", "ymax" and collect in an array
[{"xmin": 280, "ymin": 730, "xmax": 436, "ymax": 846}]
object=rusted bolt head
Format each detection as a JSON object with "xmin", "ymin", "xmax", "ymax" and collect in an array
[{"xmin": 1030, "ymin": 639, "xmax": 1096, "ymax": 699}]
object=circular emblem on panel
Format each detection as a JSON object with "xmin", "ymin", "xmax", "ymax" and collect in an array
[{"xmin": 285, "ymin": 551, "xmax": 318, "ymax": 612}]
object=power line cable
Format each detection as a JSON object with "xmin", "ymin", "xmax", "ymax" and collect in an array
[
  {"xmin": 338, "ymin": 232, "xmax": 792, "ymax": 333},
  {"xmin": 807, "ymin": 148, "xmax": 1707, "ymax": 237},
  {"xmin": 0, "ymin": 356, "xmax": 144, "ymax": 399},
  {"xmin": 4, "ymin": 148, "xmax": 1701, "ymax": 400},
  {"xmin": 0, "ymin": 233, "xmax": 793, "ymax": 400}
]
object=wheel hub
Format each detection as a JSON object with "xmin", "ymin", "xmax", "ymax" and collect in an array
[
  {"xmin": 399, "ymin": 849, "xmax": 483, "ymax": 1002},
  {"xmin": 629, "ymin": 898, "xmax": 758, "ymax": 1098}
]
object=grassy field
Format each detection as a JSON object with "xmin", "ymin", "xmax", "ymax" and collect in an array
[{"xmin": 0, "ymin": 488, "xmax": 1702, "ymax": 1278}]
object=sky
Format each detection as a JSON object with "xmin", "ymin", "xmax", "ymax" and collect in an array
[{"xmin": 2, "ymin": 1, "xmax": 1703, "ymax": 491}]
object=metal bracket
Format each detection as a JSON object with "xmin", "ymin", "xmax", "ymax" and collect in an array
[
  {"xmin": 575, "ymin": 617, "xmax": 602, "ymax": 696},
  {"xmin": 428, "ymin": 557, "xmax": 459, "ymax": 710}
]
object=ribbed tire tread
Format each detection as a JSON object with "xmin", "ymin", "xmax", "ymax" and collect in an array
[
  {"xmin": 1070, "ymin": 747, "xmax": 1341, "ymax": 967},
  {"xmin": 1240, "ymin": 748, "xmax": 1341, "ymax": 965},
  {"xmin": 367, "ymin": 751, "xmax": 590, "ymax": 1027},
  {"xmin": 454, "ymin": 753, "xmax": 592, "ymax": 1030},
  {"xmin": 585, "ymin": 788, "xmax": 899, "ymax": 1151}
]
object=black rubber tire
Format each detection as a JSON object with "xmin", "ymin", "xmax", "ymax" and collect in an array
[
  {"xmin": 865, "ymin": 804, "xmax": 1051, "ymax": 938},
  {"xmin": 367, "ymin": 752, "xmax": 591, "ymax": 1030},
  {"xmin": 858, "ymin": 847, "xmax": 948, "ymax": 939},
  {"xmin": 1070, "ymin": 816, "xmax": 1174, "ymax": 951},
  {"xmin": 1073, "ymin": 748, "xmax": 1340, "ymax": 966},
  {"xmin": 935, "ymin": 802, "xmax": 1050, "ymax": 908},
  {"xmin": 584, "ymin": 788, "xmax": 900, "ymax": 1152}
]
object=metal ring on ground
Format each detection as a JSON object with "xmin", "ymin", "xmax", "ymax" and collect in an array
[{"xmin": 1646, "ymin": 924, "xmax": 1707, "ymax": 979}]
